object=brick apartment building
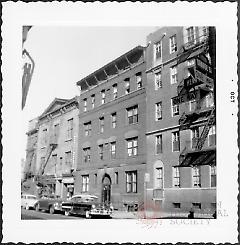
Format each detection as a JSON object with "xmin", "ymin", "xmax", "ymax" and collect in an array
[
  {"xmin": 145, "ymin": 26, "xmax": 216, "ymax": 215},
  {"xmin": 32, "ymin": 96, "xmax": 79, "ymax": 198},
  {"xmin": 75, "ymin": 46, "xmax": 147, "ymax": 211}
]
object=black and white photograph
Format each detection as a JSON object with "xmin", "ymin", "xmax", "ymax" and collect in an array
[{"xmin": 2, "ymin": 2, "xmax": 238, "ymax": 243}]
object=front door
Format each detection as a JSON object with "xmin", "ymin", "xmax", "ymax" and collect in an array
[{"xmin": 102, "ymin": 175, "xmax": 111, "ymax": 205}]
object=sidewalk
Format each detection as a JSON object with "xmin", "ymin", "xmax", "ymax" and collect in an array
[{"xmin": 111, "ymin": 210, "xmax": 214, "ymax": 219}]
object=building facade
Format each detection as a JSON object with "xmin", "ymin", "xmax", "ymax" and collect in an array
[
  {"xmin": 145, "ymin": 26, "xmax": 216, "ymax": 215},
  {"xmin": 75, "ymin": 46, "xmax": 147, "ymax": 211},
  {"xmin": 34, "ymin": 96, "xmax": 79, "ymax": 198}
]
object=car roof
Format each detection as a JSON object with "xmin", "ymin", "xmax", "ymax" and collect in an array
[{"xmin": 72, "ymin": 194, "xmax": 98, "ymax": 199}]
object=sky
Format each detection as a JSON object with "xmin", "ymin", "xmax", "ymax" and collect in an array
[{"xmin": 21, "ymin": 26, "xmax": 158, "ymax": 159}]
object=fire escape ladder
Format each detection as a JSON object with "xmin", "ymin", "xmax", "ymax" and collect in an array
[{"xmin": 195, "ymin": 107, "xmax": 215, "ymax": 150}]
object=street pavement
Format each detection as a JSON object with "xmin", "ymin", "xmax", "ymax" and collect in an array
[{"xmin": 21, "ymin": 209, "xmax": 214, "ymax": 220}]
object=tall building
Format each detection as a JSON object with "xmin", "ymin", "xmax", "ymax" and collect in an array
[
  {"xmin": 34, "ymin": 96, "xmax": 79, "ymax": 198},
  {"xmin": 145, "ymin": 26, "xmax": 216, "ymax": 215},
  {"xmin": 75, "ymin": 46, "xmax": 147, "ymax": 211}
]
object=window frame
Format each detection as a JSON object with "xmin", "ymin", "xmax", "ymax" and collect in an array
[
  {"xmin": 65, "ymin": 151, "xmax": 72, "ymax": 168},
  {"xmin": 127, "ymin": 105, "xmax": 138, "ymax": 125},
  {"xmin": 67, "ymin": 118, "xmax": 73, "ymax": 139},
  {"xmin": 155, "ymin": 134, "xmax": 163, "ymax": 154},
  {"xmin": 192, "ymin": 166, "xmax": 201, "ymax": 187},
  {"xmin": 136, "ymin": 72, "xmax": 142, "ymax": 89},
  {"xmin": 113, "ymin": 84, "xmax": 118, "ymax": 99},
  {"xmin": 171, "ymin": 99, "xmax": 179, "ymax": 116},
  {"xmin": 155, "ymin": 167, "xmax": 163, "ymax": 189},
  {"xmin": 172, "ymin": 167, "xmax": 180, "ymax": 187},
  {"xmin": 127, "ymin": 137, "xmax": 138, "ymax": 157},
  {"xmin": 91, "ymin": 94, "xmax": 95, "ymax": 109},
  {"xmin": 155, "ymin": 40, "xmax": 162, "ymax": 60},
  {"xmin": 99, "ymin": 117, "xmax": 104, "ymax": 133},
  {"xmin": 83, "ymin": 147, "xmax": 91, "ymax": 163},
  {"xmin": 111, "ymin": 112, "xmax": 117, "ymax": 128},
  {"xmin": 155, "ymin": 102, "xmax": 163, "ymax": 121},
  {"xmin": 98, "ymin": 144, "xmax": 104, "ymax": 160},
  {"xmin": 169, "ymin": 34, "xmax": 177, "ymax": 54},
  {"xmin": 110, "ymin": 141, "xmax": 116, "ymax": 159},
  {"xmin": 125, "ymin": 78, "xmax": 130, "ymax": 95},
  {"xmin": 126, "ymin": 171, "xmax": 137, "ymax": 193},
  {"xmin": 172, "ymin": 131, "xmax": 180, "ymax": 152},
  {"xmin": 170, "ymin": 66, "xmax": 178, "ymax": 84},
  {"xmin": 83, "ymin": 98, "xmax": 87, "ymax": 112},
  {"xmin": 101, "ymin": 90, "xmax": 106, "ymax": 104},
  {"xmin": 155, "ymin": 71, "xmax": 162, "ymax": 90},
  {"xmin": 210, "ymin": 165, "xmax": 216, "ymax": 187},
  {"xmin": 82, "ymin": 175, "xmax": 89, "ymax": 192},
  {"xmin": 84, "ymin": 121, "xmax": 92, "ymax": 137}
]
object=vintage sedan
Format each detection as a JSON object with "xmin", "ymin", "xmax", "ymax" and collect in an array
[
  {"xmin": 21, "ymin": 193, "xmax": 38, "ymax": 210},
  {"xmin": 35, "ymin": 195, "xmax": 64, "ymax": 214},
  {"xmin": 61, "ymin": 194, "xmax": 113, "ymax": 218}
]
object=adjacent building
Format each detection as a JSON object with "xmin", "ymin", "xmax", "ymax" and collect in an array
[
  {"xmin": 33, "ymin": 96, "xmax": 79, "ymax": 198},
  {"xmin": 145, "ymin": 26, "xmax": 216, "ymax": 215},
  {"xmin": 75, "ymin": 46, "xmax": 147, "ymax": 211}
]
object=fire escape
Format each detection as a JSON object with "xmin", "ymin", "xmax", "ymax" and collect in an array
[
  {"xmin": 176, "ymin": 27, "xmax": 216, "ymax": 168},
  {"xmin": 35, "ymin": 133, "xmax": 58, "ymax": 195}
]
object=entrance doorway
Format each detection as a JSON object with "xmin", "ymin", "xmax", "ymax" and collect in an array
[{"xmin": 102, "ymin": 174, "xmax": 111, "ymax": 204}]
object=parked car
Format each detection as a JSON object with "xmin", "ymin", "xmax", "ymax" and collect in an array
[
  {"xmin": 61, "ymin": 194, "xmax": 113, "ymax": 218},
  {"xmin": 35, "ymin": 195, "xmax": 64, "ymax": 214},
  {"xmin": 21, "ymin": 193, "xmax": 38, "ymax": 210}
]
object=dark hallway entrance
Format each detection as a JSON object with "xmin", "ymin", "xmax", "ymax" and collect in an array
[{"xmin": 102, "ymin": 174, "xmax": 111, "ymax": 205}]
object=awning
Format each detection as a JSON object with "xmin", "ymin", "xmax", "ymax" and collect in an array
[{"xmin": 179, "ymin": 148, "xmax": 216, "ymax": 167}]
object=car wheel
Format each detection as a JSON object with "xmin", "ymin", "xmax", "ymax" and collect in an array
[
  {"xmin": 64, "ymin": 210, "xmax": 70, "ymax": 216},
  {"xmin": 85, "ymin": 210, "xmax": 91, "ymax": 219},
  {"xmin": 49, "ymin": 206, "xmax": 55, "ymax": 214},
  {"xmin": 35, "ymin": 204, "xmax": 40, "ymax": 212}
]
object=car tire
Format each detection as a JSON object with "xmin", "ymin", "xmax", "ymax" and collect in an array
[
  {"xmin": 85, "ymin": 210, "xmax": 91, "ymax": 219},
  {"xmin": 64, "ymin": 210, "xmax": 70, "ymax": 216},
  {"xmin": 49, "ymin": 206, "xmax": 55, "ymax": 214},
  {"xmin": 35, "ymin": 204, "xmax": 40, "ymax": 212}
]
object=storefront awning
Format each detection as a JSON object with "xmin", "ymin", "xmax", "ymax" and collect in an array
[{"xmin": 179, "ymin": 148, "xmax": 216, "ymax": 167}]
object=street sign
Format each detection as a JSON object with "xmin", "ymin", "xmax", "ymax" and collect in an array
[
  {"xmin": 184, "ymin": 75, "xmax": 202, "ymax": 89},
  {"xmin": 195, "ymin": 58, "xmax": 213, "ymax": 76},
  {"xmin": 172, "ymin": 90, "xmax": 200, "ymax": 105}
]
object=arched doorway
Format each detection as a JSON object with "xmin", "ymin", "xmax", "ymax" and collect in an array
[{"xmin": 102, "ymin": 174, "xmax": 111, "ymax": 205}]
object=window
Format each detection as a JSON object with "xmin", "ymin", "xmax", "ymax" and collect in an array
[
  {"xmin": 191, "ymin": 127, "xmax": 199, "ymax": 149},
  {"xmin": 186, "ymin": 26, "xmax": 195, "ymax": 45},
  {"xmin": 173, "ymin": 203, "xmax": 181, "ymax": 209},
  {"xmin": 187, "ymin": 59, "xmax": 195, "ymax": 67},
  {"xmin": 189, "ymin": 99, "xmax": 197, "ymax": 111},
  {"xmin": 65, "ymin": 151, "xmax": 72, "ymax": 168},
  {"xmin": 170, "ymin": 66, "xmax": 177, "ymax": 84},
  {"xmin": 83, "ymin": 98, "xmax": 87, "ymax": 112},
  {"xmin": 126, "ymin": 171, "xmax": 137, "ymax": 193},
  {"xmin": 94, "ymin": 173, "xmax": 97, "ymax": 185},
  {"xmin": 91, "ymin": 94, "xmax": 95, "ymax": 109},
  {"xmin": 173, "ymin": 167, "xmax": 180, "ymax": 187},
  {"xmin": 67, "ymin": 118, "xmax": 73, "ymax": 139},
  {"xmin": 84, "ymin": 121, "xmax": 92, "ymax": 136},
  {"xmin": 83, "ymin": 147, "xmax": 91, "ymax": 163},
  {"xmin": 155, "ymin": 167, "xmax": 163, "ymax": 189},
  {"xmin": 125, "ymin": 78, "xmax": 130, "ymax": 94},
  {"xmin": 155, "ymin": 72, "xmax": 162, "ymax": 89},
  {"xmin": 53, "ymin": 124, "xmax": 59, "ymax": 142},
  {"xmin": 42, "ymin": 128, "xmax": 47, "ymax": 145},
  {"xmin": 110, "ymin": 142, "xmax": 116, "ymax": 159},
  {"xmin": 99, "ymin": 117, "xmax": 104, "ymax": 133},
  {"xmin": 101, "ymin": 90, "xmax": 105, "ymax": 104},
  {"xmin": 99, "ymin": 144, "xmax": 104, "ymax": 160},
  {"xmin": 171, "ymin": 99, "xmax": 179, "ymax": 116},
  {"xmin": 115, "ymin": 172, "xmax": 119, "ymax": 185},
  {"xmin": 156, "ymin": 135, "xmax": 163, "ymax": 154},
  {"xmin": 136, "ymin": 72, "xmax": 142, "ymax": 89},
  {"xmin": 211, "ymin": 166, "xmax": 216, "ymax": 187},
  {"xmin": 172, "ymin": 131, "xmax": 180, "ymax": 152},
  {"xmin": 208, "ymin": 125, "xmax": 216, "ymax": 146},
  {"xmin": 127, "ymin": 137, "xmax": 138, "ymax": 157},
  {"xmin": 52, "ymin": 154, "xmax": 57, "ymax": 170},
  {"xmin": 40, "ymin": 157, "xmax": 45, "ymax": 169},
  {"xmin": 155, "ymin": 102, "xmax": 162, "ymax": 121},
  {"xmin": 127, "ymin": 105, "xmax": 138, "ymax": 125},
  {"xmin": 111, "ymin": 112, "xmax": 117, "ymax": 128},
  {"xmin": 155, "ymin": 41, "xmax": 162, "ymax": 60},
  {"xmin": 192, "ymin": 203, "xmax": 201, "ymax": 209},
  {"xmin": 169, "ymin": 35, "xmax": 177, "ymax": 53},
  {"xmin": 82, "ymin": 175, "xmax": 89, "ymax": 192},
  {"xmin": 113, "ymin": 84, "xmax": 118, "ymax": 99},
  {"xmin": 206, "ymin": 93, "xmax": 214, "ymax": 108},
  {"xmin": 192, "ymin": 166, "xmax": 201, "ymax": 187}
]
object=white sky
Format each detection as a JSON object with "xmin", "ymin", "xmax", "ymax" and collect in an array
[{"xmin": 22, "ymin": 26, "xmax": 158, "ymax": 159}]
